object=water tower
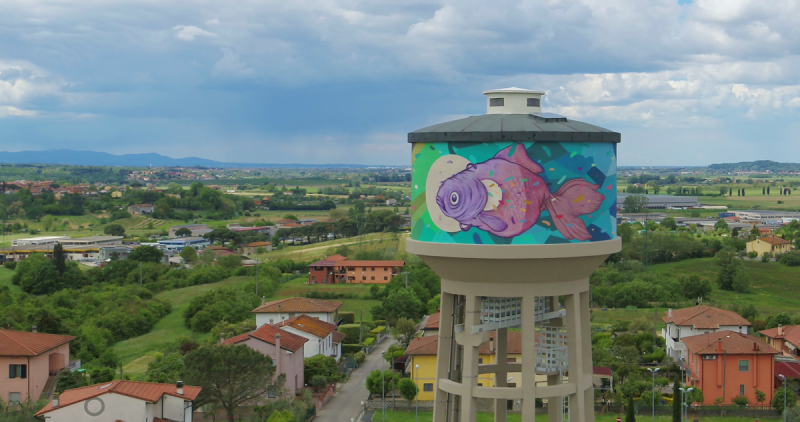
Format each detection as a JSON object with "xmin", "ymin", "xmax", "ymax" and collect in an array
[{"xmin": 406, "ymin": 88, "xmax": 621, "ymax": 422}]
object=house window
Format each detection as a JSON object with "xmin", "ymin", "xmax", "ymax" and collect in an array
[
  {"xmin": 384, "ymin": 277, "xmax": 388, "ymax": 280},
  {"xmin": 8, "ymin": 365, "xmax": 27, "ymax": 379},
  {"xmin": 371, "ymin": 276, "xmax": 375, "ymax": 281},
  {"xmin": 527, "ymin": 98, "xmax": 540, "ymax": 107},
  {"xmin": 740, "ymin": 384, "xmax": 745, "ymax": 396},
  {"xmin": 739, "ymin": 360, "xmax": 749, "ymax": 372},
  {"xmin": 371, "ymin": 267, "xmax": 375, "ymax": 271},
  {"xmin": 312, "ymin": 276, "xmax": 316, "ymax": 281},
  {"xmin": 508, "ymin": 357, "xmax": 517, "ymax": 363},
  {"xmin": 508, "ymin": 383, "xmax": 517, "ymax": 388},
  {"xmin": 489, "ymin": 98, "xmax": 504, "ymax": 107},
  {"xmin": 8, "ymin": 392, "xmax": 20, "ymax": 405},
  {"xmin": 702, "ymin": 355, "xmax": 716, "ymax": 360},
  {"xmin": 423, "ymin": 383, "xmax": 434, "ymax": 392},
  {"xmin": 478, "ymin": 358, "xmax": 483, "ymax": 364},
  {"xmin": 478, "ymin": 383, "xmax": 483, "ymax": 387},
  {"xmin": 363, "ymin": 277, "xmax": 366, "ymax": 281}
]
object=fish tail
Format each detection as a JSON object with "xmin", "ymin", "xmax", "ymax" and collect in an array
[{"xmin": 545, "ymin": 180, "xmax": 604, "ymax": 241}]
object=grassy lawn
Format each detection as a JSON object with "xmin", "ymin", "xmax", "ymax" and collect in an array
[
  {"xmin": 648, "ymin": 258, "xmax": 800, "ymax": 318},
  {"xmin": 374, "ymin": 410, "xmax": 780, "ymax": 422},
  {"xmin": 0, "ymin": 267, "xmax": 20, "ymax": 293},
  {"xmin": 592, "ymin": 306, "xmax": 667, "ymax": 332}
]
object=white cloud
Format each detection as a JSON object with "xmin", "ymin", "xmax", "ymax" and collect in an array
[
  {"xmin": 172, "ymin": 25, "xmax": 218, "ymax": 41},
  {"xmin": 0, "ymin": 60, "xmax": 69, "ymax": 118},
  {"xmin": 205, "ymin": 19, "xmax": 219, "ymax": 25},
  {"xmin": 212, "ymin": 48, "xmax": 255, "ymax": 78}
]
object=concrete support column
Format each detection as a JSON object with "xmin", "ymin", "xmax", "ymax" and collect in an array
[
  {"xmin": 433, "ymin": 292, "xmax": 456, "ymax": 422},
  {"xmin": 521, "ymin": 295, "xmax": 538, "ymax": 421},
  {"xmin": 579, "ymin": 290, "xmax": 595, "ymax": 422},
  {"xmin": 547, "ymin": 374, "xmax": 563, "ymax": 422},
  {"xmin": 458, "ymin": 295, "xmax": 481, "ymax": 422},
  {"xmin": 565, "ymin": 289, "xmax": 590, "ymax": 422},
  {"xmin": 494, "ymin": 328, "xmax": 508, "ymax": 422}
]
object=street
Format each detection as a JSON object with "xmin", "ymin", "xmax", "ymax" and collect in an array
[{"xmin": 314, "ymin": 336, "xmax": 395, "ymax": 422}]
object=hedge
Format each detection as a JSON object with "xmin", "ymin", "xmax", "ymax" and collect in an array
[
  {"xmin": 337, "ymin": 324, "xmax": 363, "ymax": 344},
  {"xmin": 339, "ymin": 312, "xmax": 355, "ymax": 325},
  {"xmin": 342, "ymin": 344, "xmax": 363, "ymax": 355},
  {"xmin": 363, "ymin": 338, "xmax": 375, "ymax": 346},
  {"xmin": 372, "ymin": 320, "xmax": 387, "ymax": 327},
  {"xmin": 371, "ymin": 326, "xmax": 387, "ymax": 334}
]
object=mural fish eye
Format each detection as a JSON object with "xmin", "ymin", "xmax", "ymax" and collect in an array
[{"xmin": 414, "ymin": 142, "xmax": 617, "ymax": 244}]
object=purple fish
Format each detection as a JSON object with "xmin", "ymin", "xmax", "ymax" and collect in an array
[{"xmin": 436, "ymin": 144, "xmax": 604, "ymax": 240}]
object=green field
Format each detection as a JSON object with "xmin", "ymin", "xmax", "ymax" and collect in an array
[
  {"xmin": 374, "ymin": 410, "xmax": 780, "ymax": 422},
  {"xmin": 0, "ymin": 267, "xmax": 20, "ymax": 293}
]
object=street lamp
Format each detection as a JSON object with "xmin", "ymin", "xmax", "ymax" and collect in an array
[
  {"xmin": 679, "ymin": 387, "xmax": 693, "ymax": 422},
  {"xmin": 382, "ymin": 351, "xmax": 386, "ymax": 422},
  {"xmin": 778, "ymin": 374, "xmax": 787, "ymax": 422},
  {"xmin": 647, "ymin": 367, "xmax": 660, "ymax": 422},
  {"xmin": 415, "ymin": 364, "xmax": 419, "ymax": 422}
]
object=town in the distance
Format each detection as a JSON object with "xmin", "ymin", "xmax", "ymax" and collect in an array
[{"xmin": 2, "ymin": 158, "xmax": 800, "ymax": 422}]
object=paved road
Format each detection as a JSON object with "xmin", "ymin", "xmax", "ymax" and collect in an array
[{"xmin": 314, "ymin": 337, "xmax": 395, "ymax": 422}]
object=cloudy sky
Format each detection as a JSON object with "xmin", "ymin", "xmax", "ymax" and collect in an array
[{"xmin": 1, "ymin": 0, "xmax": 799, "ymax": 166}]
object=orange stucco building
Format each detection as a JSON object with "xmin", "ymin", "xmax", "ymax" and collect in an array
[
  {"xmin": 0, "ymin": 329, "xmax": 75, "ymax": 404},
  {"xmin": 683, "ymin": 331, "xmax": 779, "ymax": 406},
  {"xmin": 308, "ymin": 254, "xmax": 404, "ymax": 284}
]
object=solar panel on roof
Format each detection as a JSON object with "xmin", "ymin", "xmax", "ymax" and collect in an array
[{"xmin": 531, "ymin": 112, "xmax": 567, "ymax": 122}]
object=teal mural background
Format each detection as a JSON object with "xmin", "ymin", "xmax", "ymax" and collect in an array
[{"xmin": 410, "ymin": 141, "xmax": 617, "ymax": 245}]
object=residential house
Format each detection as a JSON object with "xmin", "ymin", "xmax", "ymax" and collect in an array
[
  {"xmin": 34, "ymin": 380, "xmax": 201, "ymax": 422},
  {"xmin": 223, "ymin": 324, "xmax": 308, "ymax": 395},
  {"xmin": 682, "ymin": 331, "xmax": 778, "ymax": 405},
  {"xmin": 405, "ymin": 333, "xmax": 612, "ymax": 402},
  {"xmin": 168, "ymin": 224, "xmax": 209, "ymax": 238},
  {"xmin": 111, "ymin": 191, "xmax": 122, "ymax": 198},
  {"xmin": 231, "ymin": 226, "xmax": 278, "ymax": 238},
  {"xmin": 746, "ymin": 237, "xmax": 793, "ymax": 255},
  {"xmin": 1, "ymin": 329, "xmax": 76, "ymax": 403},
  {"xmin": 252, "ymin": 297, "xmax": 342, "ymax": 326},
  {"xmin": 775, "ymin": 361, "xmax": 800, "ymax": 390},
  {"xmin": 276, "ymin": 219, "xmax": 298, "ymax": 228},
  {"xmin": 661, "ymin": 305, "xmax": 751, "ymax": 363},
  {"xmin": 276, "ymin": 315, "xmax": 345, "ymax": 361},
  {"xmin": 127, "ymin": 204, "xmax": 155, "ymax": 215},
  {"xmin": 760, "ymin": 325, "xmax": 800, "ymax": 361},
  {"xmin": 308, "ymin": 256, "xmax": 404, "ymax": 284},
  {"xmin": 421, "ymin": 313, "xmax": 440, "ymax": 337},
  {"xmin": 386, "ymin": 199, "xmax": 397, "ymax": 206},
  {"xmin": 242, "ymin": 242, "xmax": 272, "ymax": 255}
]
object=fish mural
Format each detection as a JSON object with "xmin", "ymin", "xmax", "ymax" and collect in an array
[{"xmin": 434, "ymin": 144, "xmax": 604, "ymax": 240}]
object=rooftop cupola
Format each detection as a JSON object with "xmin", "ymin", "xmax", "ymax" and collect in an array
[{"xmin": 483, "ymin": 87, "xmax": 545, "ymax": 114}]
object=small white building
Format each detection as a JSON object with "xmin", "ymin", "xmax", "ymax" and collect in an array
[
  {"xmin": 34, "ymin": 380, "xmax": 201, "ymax": 422},
  {"xmin": 276, "ymin": 314, "xmax": 345, "ymax": 361},
  {"xmin": 662, "ymin": 305, "xmax": 751, "ymax": 363},
  {"xmin": 11, "ymin": 236, "xmax": 71, "ymax": 247},
  {"xmin": 252, "ymin": 297, "xmax": 342, "ymax": 327}
]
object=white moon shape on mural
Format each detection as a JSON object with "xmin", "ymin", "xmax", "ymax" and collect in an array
[{"xmin": 426, "ymin": 154, "xmax": 471, "ymax": 233}]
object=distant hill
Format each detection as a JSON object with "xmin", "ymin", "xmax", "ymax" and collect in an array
[
  {"xmin": 0, "ymin": 149, "xmax": 379, "ymax": 168},
  {"xmin": 707, "ymin": 160, "xmax": 800, "ymax": 173}
]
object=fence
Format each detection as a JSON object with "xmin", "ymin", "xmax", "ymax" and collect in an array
[{"xmin": 597, "ymin": 403, "xmax": 782, "ymax": 418}]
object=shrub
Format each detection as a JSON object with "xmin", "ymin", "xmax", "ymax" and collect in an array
[
  {"xmin": 372, "ymin": 320, "xmax": 388, "ymax": 326},
  {"xmin": 3, "ymin": 262, "xmax": 16, "ymax": 270},
  {"xmin": 352, "ymin": 352, "xmax": 366, "ymax": 365},
  {"xmin": 339, "ymin": 312, "xmax": 355, "ymax": 324},
  {"xmin": 732, "ymin": 395, "xmax": 749, "ymax": 407},
  {"xmin": 747, "ymin": 251, "xmax": 759, "ymax": 259},
  {"xmin": 337, "ymin": 324, "xmax": 363, "ymax": 344},
  {"xmin": 780, "ymin": 251, "xmax": 800, "ymax": 267},
  {"xmin": 310, "ymin": 375, "xmax": 328, "ymax": 390},
  {"xmin": 371, "ymin": 326, "xmax": 387, "ymax": 334},
  {"xmin": 363, "ymin": 338, "xmax": 375, "ymax": 346},
  {"xmin": 342, "ymin": 344, "xmax": 363, "ymax": 355},
  {"xmin": 761, "ymin": 252, "xmax": 772, "ymax": 263}
]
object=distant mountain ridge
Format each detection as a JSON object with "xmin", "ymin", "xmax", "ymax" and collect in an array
[
  {"xmin": 707, "ymin": 160, "xmax": 800, "ymax": 173},
  {"xmin": 0, "ymin": 149, "xmax": 383, "ymax": 168}
]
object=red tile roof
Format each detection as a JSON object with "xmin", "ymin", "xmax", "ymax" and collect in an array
[
  {"xmin": 424, "ymin": 313, "xmax": 440, "ymax": 330},
  {"xmin": 224, "ymin": 324, "xmax": 307, "ymax": 352},
  {"xmin": 332, "ymin": 331, "xmax": 347, "ymax": 345},
  {"xmin": 35, "ymin": 381, "xmax": 201, "ymax": 416},
  {"xmin": 405, "ymin": 336, "xmax": 439, "ymax": 355},
  {"xmin": 339, "ymin": 260, "xmax": 405, "ymax": 268},
  {"xmin": 759, "ymin": 236, "xmax": 792, "ymax": 245},
  {"xmin": 593, "ymin": 366, "xmax": 613, "ymax": 377},
  {"xmin": 252, "ymin": 297, "xmax": 342, "ymax": 314},
  {"xmin": 246, "ymin": 241, "xmax": 271, "ymax": 247},
  {"xmin": 406, "ymin": 331, "xmax": 535, "ymax": 356},
  {"xmin": 682, "ymin": 330, "xmax": 779, "ymax": 355},
  {"xmin": 278, "ymin": 314, "xmax": 336, "ymax": 339},
  {"xmin": 760, "ymin": 325, "xmax": 800, "ymax": 348},
  {"xmin": 775, "ymin": 361, "xmax": 800, "ymax": 380},
  {"xmin": 0, "ymin": 329, "xmax": 75, "ymax": 356},
  {"xmin": 662, "ymin": 306, "xmax": 751, "ymax": 329}
]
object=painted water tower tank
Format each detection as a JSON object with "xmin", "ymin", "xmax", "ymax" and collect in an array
[{"xmin": 409, "ymin": 88, "xmax": 620, "ymax": 245}]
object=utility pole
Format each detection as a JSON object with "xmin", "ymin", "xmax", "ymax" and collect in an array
[
  {"xmin": 139, "ymin": 261, "xmax": 143, "ymax": 287},
  {"xmin": 359, "ymin": 310, "xmax": 364, "ymax": 346},
  {"xmin": 403, "ymin": 271, "xmax": 409, "ymax": 288},
  {"xmin": 255, "ymin": 261, "xmax": 259, "ymax": 296}
]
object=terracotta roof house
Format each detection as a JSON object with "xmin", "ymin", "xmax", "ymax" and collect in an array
[
  {"xmin": 662, "ymin": 305, "xmax": 751, "ymax": 363},
  {"xmin": 223, "ymin": 324, "xmax": 308, "ymax": 395},
  {"xmin": 242, "ymin": 241, "xmax": 272, "ymax": 255},
  {"xmin": 760, "ymin": 325, "xmax": 800, "ymax": 361},
  {"xmin": 747, "ymin": 236, "xmax": 793, "ymax": 256},
  {"xmin": 1, "ymin": 329, "xmax": 76, "ymax": 403},
  {"xmin": 34, "ymin": 380, "xmax": 201, "ymax": 422},
  {"xmin": 682, "ymin": 331, "xmax": 779, "ymax": 405},
  {"xmin": 308, "ymin": 256, "xmax": 404, "ymax": 284},
  {"xmin": 775, "ymin": 361, "xmax": 800, "ymax": 388},
  {"xmin": 422, "ymin": 313, "xmax": 440, "ymax": 337},
  {"xmin": 276, "ymin": 315, "xmax": 342, "ymax": 361},
  {"xmin": 127, "ymin": 204, "xmax": 155, "ymax": 215},
  {"xmin": 252, "ymin": 297, "xmax": 342, "ymax": 326}
]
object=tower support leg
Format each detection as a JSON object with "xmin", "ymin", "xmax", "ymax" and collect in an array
[
  {"xmin": 521, "ymin": 295, "xmax": 537, "ymax": 421},
  {"xmin": 433, "ymin": 292, "xmax": 456, "ymax": 422},
  {"xmin": 494, "ymin": 328, "xmax": 508, "ymax": 422},
  {"xmin": 548, "ymin": 374, "xmax": 563, "ymax": 422}
]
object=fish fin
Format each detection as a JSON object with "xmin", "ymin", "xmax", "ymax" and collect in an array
[
  {"xmin": 477, "ymin": 213, "xmax": 508, "ymax": 232},
  {"xmin": 495, "ymin": 144, "xmax": 544, "ymax": 174},
  {"xmin": 545, "ymin": 179, "xmax": 604, "ymax": 241}
]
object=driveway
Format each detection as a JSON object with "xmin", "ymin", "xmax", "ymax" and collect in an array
[{"xmin": 314, "ymin": 337, "xmax": 395, "ymax": 422}]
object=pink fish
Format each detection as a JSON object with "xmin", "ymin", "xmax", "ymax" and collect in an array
[{"xmin": 435, "ymin": 144, "xmax": 604, "ymax": 240}]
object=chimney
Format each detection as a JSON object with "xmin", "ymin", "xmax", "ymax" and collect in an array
[
  {"xmin": 483, "ymin": 88, "xmax": 545, "ymax": 114},
  {"xmin": 779, "ymin": 325, "xmax": 784, "ymax": 336},
  {"xmin": 219, "ymin": 333, "xmax": 225, "ymax": 345},
  {"xmin": 262, "ymin": 296, "xmax": 265, "ymax": 306},
  {"xmin": 176, "ymin": 381, "xmax": 184, "ymax": 395},
  {"xmin": 32, "ymin": 325, "xmax": 37, "ymax": 333},
  {"xmin": 717, "ymin": 339, "xmax": 722, "ymax": 353},
  {"xmin": 275, "ymin": 333, "xmax": 282, "ymax": 377},
  {"xmin": 668, "ymin": 309, "xmax": 673, "ymax": 318},
  {"xmin": 53, "ymin": 393, "xmax": 59, "ymax": 408},
  {"xmin": 753, "ymin": 342, "xmax": 758, "ymax": 351}
]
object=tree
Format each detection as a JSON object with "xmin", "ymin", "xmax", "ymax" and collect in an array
[
  {"xmin": 732, "ymin": 395, "xmax": 749, "ymax": 407},
  {"xmin": 398, "ymin": 378, "xmax": 419, "ymax": 411},
  {"xmin": 426, "ymin": 294, "xmax": 441, "ymax": 314},
  {"xmin": 129, "ymin": 245, "xmax": 164, "ymax": 263},
  {"xmin": 180, "ymin": 246, "xmax": 198, "ymax": 263},
  {"xmin": 384, "ymin": 344, "xmax": 406, "ymax": 364},
  {"xmin": 146, "ymin": 352, "xmax": 185, "ymax": 383},
  {"xmin": 715, "ymin": 247, "xmax": 747, "ymax": 292},
  {"xmin": 623, "ymin": 195, "xmax": 649, "ymax": 213},
  {"xmin": 365, "ymin": 369, "xmax": 399, "ymax": 397},
  {"xmin": 755, "ymin": 389, "xmax": 766, "ymax": 405},
  {"xmin": 678, "ymin": 275, "xmax": 712, "ymax": 300},
  {"xmin": 304, "ymin": 355, "xmax": 338, "ymax": 383},
  {"xmin": 626, "ymin": 395, "xmax": 636, "ymax": 422},
  {"xmin": 749, "ymin": 225, "xmax": 761, "ymax": 240},
  {"xmin": 53, "ymin": 243, "xmax": 66, "ymax": 276},
  {"xmin": 42, "ymin": 214, "xmax": 54, "ymax": 231},
  {"xmin": 714, "ymin": 219, "xmax": 730, "ymax": 232},
  {"xmin": 772, "ymin": 386, "xmax": 797, "ymax": 414},
  {"xmin": 175, "ymin": 227, "xmax": 193, "ymax": 237},
  {"xmin": 371, "ymin": 288, "xmax": 424, "ymax": 323},
  {"xmin": 766, "ymin": 312, "xmax": 793, "ymax": 329},
  {"xmin": 672, "ymin": 379, "xmax": 681, "ymax": 422},
  {"xmin": 395, "ymin": 317, "xmax": 418, "ymax": 349},
  {"xmin": 184, "ymin": 345, "xmax": 277, "ymax": 421},
  {"xmin": 660, "ymin": 216, "xmax": 677, "ymax": 230},
  {"xmin": 104, "ymin": 223, "xmax": 126, "ymax": 237}
]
